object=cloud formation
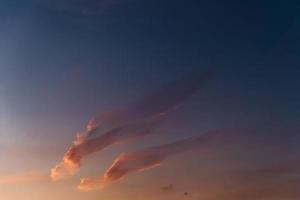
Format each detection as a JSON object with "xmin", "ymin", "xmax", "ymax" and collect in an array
[
  {"xmin": 78, "ymin": 130, "xmax": 221, "ymax": 191},
  {"xmin": 51, "ymin": 74, "xmax": 210, "ymax": 181},
  {"xmin": 51, "ymin": 116, "xmax": 164, "ymax": 180}
]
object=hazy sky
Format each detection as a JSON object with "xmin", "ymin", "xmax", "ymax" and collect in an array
[{"xmin": 0, "ymin": 0, "xmax": 300, "ymax": 200}]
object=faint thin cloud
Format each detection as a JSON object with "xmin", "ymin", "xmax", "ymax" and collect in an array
[{"xmin": 0, "ymin": 171, "xmax": 50, "ymax": 185}]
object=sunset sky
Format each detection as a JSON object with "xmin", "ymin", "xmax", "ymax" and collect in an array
[{"xmin": 0, "ymin": 0, "xmax": 300, "ymax": 200}]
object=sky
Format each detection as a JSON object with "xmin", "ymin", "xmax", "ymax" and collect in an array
[{"xmin": 0, "ymin": 0, "xmax": 300, "ymax": 199}]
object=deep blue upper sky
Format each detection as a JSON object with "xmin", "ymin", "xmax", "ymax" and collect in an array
[{"xmin": 0, "ymin": 0, "xmax": 299, "ymax": 146}]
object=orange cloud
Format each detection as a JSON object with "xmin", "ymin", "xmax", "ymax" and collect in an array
[{"xmin": 51, "ymin": 116, "xmax": 164, "ymax": 181}]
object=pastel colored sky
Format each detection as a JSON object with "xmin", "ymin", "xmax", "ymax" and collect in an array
[{"xmin": 0, "ymin": 0, "xmax": 300, "ymax": 199}]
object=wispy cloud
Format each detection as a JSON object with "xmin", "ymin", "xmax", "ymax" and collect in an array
[
  {"xmin": 51, "ymin": 74, "xmax": 209, "ymax": 181},
  {"xmin": 78, "ymin": 130, "xmax": 222, "ymax": 191},
  {"xmin": 0, "ymin": 171, "xmax": 50, "ymax": 185},
  {"xmin": 51, "ymin": 116, "xmax": 164, "ymax": 181}
]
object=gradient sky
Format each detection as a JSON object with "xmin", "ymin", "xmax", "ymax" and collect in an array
[{"xmin": 0, "ymin": 0, "xmax": 300, "ymax": 200}]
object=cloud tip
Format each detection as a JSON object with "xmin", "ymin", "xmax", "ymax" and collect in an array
[
  {"xmin": 77, "ymin": 177, "xmax": 107, "ymax": 191},
  {"xmin": 50, "ymin": 160, "xmax": 79, "ymax": 181}
]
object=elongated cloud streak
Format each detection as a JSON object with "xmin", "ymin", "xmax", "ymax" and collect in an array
[
  {"xmin": 51, "ymin": 74, "xmax": 209, "ymax": 181},
  {"xmin": 0, "ymin": 171, "xmax": 50, "ymax": 185},
  {"xmin": 78, "ymin": 130, "xmax": 222, "ymax": 191}
]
